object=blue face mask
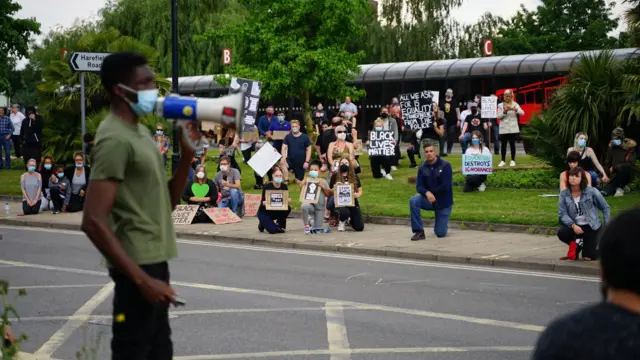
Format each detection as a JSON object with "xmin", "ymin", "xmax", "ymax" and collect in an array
[
  {"xmin": 277, "ymin": 116, "xmax": 285, "ymax": 123},
  {"xmin": 76, "ymin": 163, "xmax": 84, "ymax": 168},
  {"xmin": 27, "ymin": 166, "xmax": 36, "ymax": 172},
  {"xmin": 44, "ymin": 164, "xmax": 52, "ymax": 170},
  {"xmin": 375, "ymin": 126, "xmax": 383, "ymax": 131},
  {"xmin": 613, "ymin": 139, "xmax": 622, "ymax": 146},
  {"xmin": 472, "ymin": 138, "xmax": 480, "ymax": 146},
  {"xmin": 577, "ymin": 139, "xmax": 586, "ymax": 147},
  {"xmin": 273, "ymin": 177, "xmax": 283, "ymax": 184},
  {"xmin": 57, "ymin": 173, "xmax": 64, "ymax": 178},
  {"xmin": 156, "ymin": 130, "xmax": 163, "ymax": 135},
  {"xmin": 309, "ymin": 170, "xmax": 319, "ymax": 178},
  {"xmin": 120, "ymin": 84, "xmax": 158, "ymax": 116}
]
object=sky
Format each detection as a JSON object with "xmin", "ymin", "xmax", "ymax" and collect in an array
[{"xmin": 14, "ymin": 0, "xmax": 632, "ymax": 69}]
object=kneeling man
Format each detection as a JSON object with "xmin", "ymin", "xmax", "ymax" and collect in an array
[{"xmin": 409, "ymin": 142, "xmax": 453, "ymax": 240}]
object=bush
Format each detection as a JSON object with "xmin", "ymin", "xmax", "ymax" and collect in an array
[{"xmin": 452, "ymin": 169, "xmax": 560, "ymax": 189}]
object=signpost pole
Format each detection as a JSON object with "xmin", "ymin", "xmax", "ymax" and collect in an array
[
  {"xmin": 170, "ymin": 0, "xmax": 181, "ymax": 175},
  {"xmin": 80, "ymin": 72, "xmax": 86, "ymax": 155}
]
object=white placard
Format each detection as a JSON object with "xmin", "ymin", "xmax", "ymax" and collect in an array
[
  {"xmin": 481, "ymin": 96, "xmax": 497, "ymax": 118},
  {"xmin": 247, "ymin": 141, "xmax": 282, "ymax": 177}
]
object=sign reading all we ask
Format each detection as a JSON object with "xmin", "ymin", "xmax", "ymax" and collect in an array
[{"xmin": 462, "ymin": 155, "xmax": 493, "ymax": 175}]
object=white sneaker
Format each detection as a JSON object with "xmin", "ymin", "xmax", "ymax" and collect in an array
[
  {"xmin": 380, "ymin": 170, "xmax": 387, "ymax": 176},
  {"xmin": 498, "ymin": 161, "xmax": 506, "ymax": 167},
  {"xmin": 304, "ymin": 225, "xmax": 311, "ymax": 235},
  {"xmin": 624, "ymin": 185, "xmax": 631, "ymax": 193},
  {"xmin": 614, "ymin": 188, "xmax": 625, "ymax": 197},
  {"xmin": 510, "ymin": 160, "xmax": 516, "ymax": 167},
  {"xmin": 391, "ymin": 166, "xmax": 398, "ymax": 171},
  {"xmin": 384, "ymin": 173, "xmax": 393, "ymax": 180},
  {"xmin": 478, "ymin": 183, "xmax": 486, "ymax": 192},
  {"xmin": 338, "ymin": 221, "xmax": 346, "ymax": 232}
]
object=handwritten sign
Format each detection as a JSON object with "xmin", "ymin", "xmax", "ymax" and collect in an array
[
  {"xmin": 172, "ymin": 205, "xmax": 199, "ymax": 225},
  {"xmin": 265, "ymin": 190, "xmax": 289, "ymax": 211},
  {"xmin": 481, "ymin": 96, "xmax": 497, "ymax": 118},
  {"xmin": 300, "ymin": 179, "xmax": 321, "ymax": 204},
  {"xmin": 334, "ymin": 183, "xmax": 354, "ymax": 207},
  {"xmin": 229, "ymin": 77, "xmax": 262, "ymax": 126},
  {"xmin": 244, "ymin": 194, "xmax": 261, "ymax": 217},
  {"xmin": 368, "ymin": 130, "xmax": 395, "ymax": 156},
  {"xmin": 462, "ymin": 154, "xmax": 493, "ymax": 175},
  {"xmin": 204, "ymin": 207, "xmax": 242, "ymax": 224},
  {"xmin": 399, "ymin": 90, "xmax": 440, "ymax": 130}
]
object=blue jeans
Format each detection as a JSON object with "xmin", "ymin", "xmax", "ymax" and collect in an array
[
  {"xmin": 219, "ymin": 189, "xmax": 243, "ymax": 214},
  {"xmin": 0, "ymin": 136, "xmax": 10, "ymax": 168},
  {"xmin": 460, "ymin": 133, "xmax": 472, "ymax": 154},
  {"xmin": 409, "ymin": 195, "xmax": 452, "ymax": 237},
  {"xmin": 587, "ymin": 170, "xmax": 600, "ymax": 188}
]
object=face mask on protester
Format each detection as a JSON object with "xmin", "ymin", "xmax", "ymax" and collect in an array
[
  {"xmin": 578, "ymin": 139, "xmax": 586, "ymax": 147},
  {"xmin": 471, "ymin": 107, "xmax": 478, "ymax": 113},
  {"xmin": 57, "ymin": 173, "xmax": 64, "ymax": 178},
  {"xmin": 291, "ymin": 127, "xmax": 300, "ymax": 134},
  {"xmin": 28, "ymin": 166, "xmax": 36, "ymax": 172},
  {"xmin": 118, "ymin": 84, "xmax": 158, "ymax": 116},
  {"xmin": 44, "ymin": 164, "xmax": 52, "ymax": 170},
  {"xmin": 75, "ymin": 163, "xmax": 84, "ymax": 168},
  {"xmin": 467, "ymin": 103, "xmax": 473, "ymax": 109},
  {"xmin": 156, "ymin": 130, "xmax": 163, "ymax": 135},
  {"xmin": 277, "ymin": 116, "xmax": 285, "ymax": 123},
  {"xmin": 472, "ymin": 138, "xmax": 480, "ymax": 146},
  {"xmin": 196, "ymin": 171, "xmax": 205, "ymax": 179},
  {"xmin": 381, "ymin": 113, "xmax": 388, "ymax": 119},
  {"xmin": 375, "ymin": 126, "xmax": 383, "ymax": 131},
  {"xmin": 392, "ymin": 100, "xmax": 399, "ymax": 105},
  {"xmin": 220, "ymin": 165, "xmax": 229, "ymax": 172},
  {"xmin": 613, "ymin": 139, "xmax": 622, "ymax": 146},
  {"xmin": 309, "ymin": 170, "xmax": 319, "ymax": 178},
  {"xmin": 446, "ymin": 92, "xmax": 453, "ymax": 98},
  {"xmin": 337, "ymin": 133, "xmax": 347, "ymax": 141},
  {"xmin": 273, "ymin": 176, "xmax": 283, "ymax": 184},
  {"xmin": 340, "ymin": 164, "xmax": 349, "ymax": 173}
]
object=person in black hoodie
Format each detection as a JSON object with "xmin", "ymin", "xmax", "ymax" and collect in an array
[
  {"xmin": 21, "ymin": 107, "xmax": 43, "ymax": 171},
  {"xmin": 182, "ymin": 164, "xmax": 219, "ymax": 223}
]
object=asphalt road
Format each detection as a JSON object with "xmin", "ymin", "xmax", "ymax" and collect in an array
[{"xmin": 0, "ymin": 225, "xmax": 599, "ymax": 360}]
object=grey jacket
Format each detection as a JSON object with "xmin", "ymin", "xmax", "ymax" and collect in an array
[
  {"xmin": 377, "ymin": 116, "xmax": 399, "ymax": 142},
  {"xmin": 558, "ymin": 186, "xmax": 610, "ymax": 230}
]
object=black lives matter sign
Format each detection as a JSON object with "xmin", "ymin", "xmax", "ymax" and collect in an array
[
  {"xmin": 368, "ymin": 131, "xmax": 395, "ymax": 157},
  {"xmin": 399, "ymin": 90, "xmax": 439, "ymax": 131}
]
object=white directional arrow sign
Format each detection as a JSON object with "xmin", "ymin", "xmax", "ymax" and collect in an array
[{"xmin": 68, "ymin": 52, "xmax": 111, "ymax": 72}]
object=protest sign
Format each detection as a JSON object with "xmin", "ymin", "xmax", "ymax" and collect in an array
[
  {"xmin": 368, "ymin": 130, "xmax": 395, "ymax": 156},
  {"xmin": 481, "ymin": 96, "xmax": 497, "ymax": 118},
  {"xmin": 204, "ymin": 207, "xmax": 242, "ymax": 224},
  {"xmin": 247, "ymin": 142, "xmax": 281, "ymax": 177},
  {"xmin": 265, "ymin": 190, "xmax": 289, "ymax": 211},
  {"xmin": 271, "ymin": 130, "xmax": 289, "ymax": 140},
  {"xmin": 300, "ymin": 179, "xmax": 321, "ymax": 204},
  {"xmin": 399, "ymin": 90, "xmax": 440, "ymax": 130},
  {"xmin": 229, "ymin": 77, "xmax": 262, "ymax": 126},
  {"xmin": 462, "ymin": 154, "xmax": 493, "ymax": 175},
  {"xmin": 334, "ymin": 183, "xmax": 355, "ymax": 207},
  {"xmin": 172, "ymin": 205, "xmax": 199, "ymax": 225},
  {"xmin": 243, "ymin": 194, "xmax": 261, "ymax": 217}
]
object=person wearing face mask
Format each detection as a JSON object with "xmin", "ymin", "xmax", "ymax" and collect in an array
[
  {"xmin": 240, "ymin": 125, "xmax": 264, "ymax": 190},
  {"xmin": 257, "ymin": 166, "xmax": 292, "ymax": 234},
  {"xmin": 300, "ymin": 160, "xmax": 332, "ymax": 234},
  {"xmin": 388, "ymin": 106, "xmax": 402, "ymax": 169},
  {"xmin": 182, "ymin": 165, "xmax": 219, "ymax": 223},
  {"xmin": 282, "ymin": 120, "xmax": 312, "ymax": 185},
  {"xmin": 313, "ymin": 103, "xmax": 327, "ymax": 134},
  {"xmin": 327, "ymin": 157, "xmax": 364, "ymax": 232},
  {"xmin": 258, "ymin": 106, "xmax": 276, "ymax": 137},
  {"xmin": 497, "ymin": 89, "xmax": 524, "ymax": 167},
  {"xmin": 602, "ymin": 127, "xmax": 637, "ymax": 197},
  {"xmin": 48, "ymin": 165, "xmax": 70, "ymax": 214},
  {"xmin": 459, "ymin": 102, "xmax": 488, "ymax": 154},
  {"xmin": 567, "ymin": 132, "xmax": 608, "ymax": 188},
  {"xmin": 320, "ymin": 117, "xmax": 344, "ymax": 165},
  {"xmin": 63, "ymin": 152, "xmax": 90, "ymax": 213},
  {"xmin": 443, "ymin": 89, "xmax": 460, "ymax": 155},
  {"xmin": 214, "ymin": 156, "xmax": 244, "ymax": 215},
  {"xmin": 459, "ymin": 100, "xmax": 474, "ymax": 130},
  {"xmin": 327, "ymin": 125, "xmax": 355, "ymax": 174},
  {"xmin": 38, "ymin": 155, "xmax": 55, "ymax": 211},
  {"xmin": 217, "ymin": 128, "xmax": 241, "ymax": 171},
  {"xmin": 367, "ymin": 119, "xmax": 393, "ymax": 179},
  {"xmin": 154, "ymin": 124, "xmax": 171, "ymax": 166},
  {"xmin": 463, "ymin": 131, "xmax": 491, "ymax": 192},
  {"xmin": 266, "ymin": 111, "xmax": 291, "ymax": 153},
  {"xmin": 20, "ymin": 107, "xmax": 43, "ymax": 171},
  {"xmin": 316, "ymin": 122, "xmax": 330, "ymax": 167},
  {"xmin": 20, "ymin": 158, "xmax": 42, "ymax": 215}
]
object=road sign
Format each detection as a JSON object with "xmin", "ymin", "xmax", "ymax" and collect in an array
[
  {"xmin": 483, "ymin": 40, "xmax": 493, "ymax": 57},
  {"xmin": 68, "ymin": 52, "xmax": 111, "ymax": 73},
  {"xmin": 222, "ymin": 48, "xmax": 232, "ymax": 65}
]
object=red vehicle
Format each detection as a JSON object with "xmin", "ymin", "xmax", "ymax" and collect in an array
[{"xmin": 496, "ymin": 76, "xmax": 568, "ymax": 125}]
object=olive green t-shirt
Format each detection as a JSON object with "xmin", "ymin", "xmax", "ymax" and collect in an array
[{"xmin": 91, "ymin": 114, "xmax": 177, "ymax": 265}]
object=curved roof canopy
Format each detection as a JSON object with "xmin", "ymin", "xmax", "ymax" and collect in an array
[{"xmin": 173, "ymin": 48, "xmax": 640, "ymax": 93}]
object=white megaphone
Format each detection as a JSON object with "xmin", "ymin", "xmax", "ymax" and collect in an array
[{"xmin": 155, "ymin": 92, "xmax": 245, "ymax": 151}]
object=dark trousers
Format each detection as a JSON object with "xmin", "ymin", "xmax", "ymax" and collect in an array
[
  {"xmin": 463, "ymin": 175, "xmax": 487, "ymax": 192},
  {"xmin": 109, "ymin": 262, "xmax": 172, "ymax": 360},
  {"xmin": 407, "ymin": 145, "xmax": 421, "ymax": 165},
  {"xmin": 22, "ymin": 145, "xmax": 41, "ymax": 171},
  {"xmin": 604, "ymin": 163, "xmax": 633, "ymax": 195},
  {"xmin": 500, "ymin": 133, "xmax": 518, "ymax": 162},
  {"xmin": 257, "ymin": 208, "xmax": 291, "ymax": 234},
  {"xmin": 241, "ymin": 146, "xmax": 263, "ymax": 186},
  {"xmin": 446, "ymin": 125, "xmax": 457, "ymax": 154},
  {"xmin": 491, "ymin": 123, "xmax": 500, "ymax": 154},
  {"xmin": 327, "ymin": 196, "xmax": 364, "ymax": 231},
  {"xmin": 370, "ymin": 156, "xmax": 391, "ymax": 178},
  {"xmin": 391, "ymin": 143, "xmax": 400, "ymax": 166},
  {"xmin": 11, "ymin": 135, "xmax": 22, "ymax": 158},
  {"xmin": 557, "ymin": 224, "xmax": 599, "ymax": 259},
  {"xmin": 66, "ymin": 193, "xmax": 84, "ymax": 213},
  {"xmin": 49, "ymin": 187, "xmax": 64, "ymax": 211},
  {"xmin": 22, "ymin": 200, "xmax": 41, "ymax": 215}
]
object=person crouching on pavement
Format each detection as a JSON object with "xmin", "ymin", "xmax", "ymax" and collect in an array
[
  {"xmin": 300, "ymin": 159, "xmax": 332, "ymax": 234},
  {"xmin": 559, "ymin": 151, "xmax": 592, "ymax": 191},
  {"xmin": 463, "ymin": 130, "xmax": 491, "ymax": 192},
  {"xmin": 20, "ymin": 158, "xmax": 42, "ymax": 215},
  {"xmin": 258, "ymin": 166, "xmax": 291, "ymax": 234},
  {"xmin": 409, "ymin": 142, "xmax": 453, "ymax": 241},
  {"xmin": 557, "ymin": 167, "xmax": 610, "ymax": 261},
  {"xmin": 182, "ymin": 165, "xmax": 219, "ymax": 224},
  {"xmin": 49, "ymin": 165, "xmax": 70, "ymax": 214},
  {"xmin": 327, "ymin": 156, "xmax": 365, "ymax": 232}
]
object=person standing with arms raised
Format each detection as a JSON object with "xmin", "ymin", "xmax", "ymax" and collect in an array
[{"xmin": 81, "ymin": 52, "xmax": 196, "ymax": 360}]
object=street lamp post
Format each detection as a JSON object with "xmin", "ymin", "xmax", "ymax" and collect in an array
[{"xmin": 170, "ymin": 0, "xmax": 180, "ymax": 174}]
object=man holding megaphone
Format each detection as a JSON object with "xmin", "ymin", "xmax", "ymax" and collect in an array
[{"xmin": 81, "ymin": 52, "xmax": 243, "ymax": 359}]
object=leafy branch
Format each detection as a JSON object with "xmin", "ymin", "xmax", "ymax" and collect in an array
[{"xmin": 1, "ymin": 280, "xmax": 28, "ymax": 359}]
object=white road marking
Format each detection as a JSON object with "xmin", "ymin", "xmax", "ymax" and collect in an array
[
  {"xmin": 344, "ymin": 273, "xmax": 367, "ymax": 281},
  {"xmin": 10, "ymin": 284, "xmax": 107, "ymax": 290},
  {"xmin": 0, "ymin": 259, "xmax": 545, "ymax": 332},
  {"xmin": 377, "ymin": 279, "xmax": 431, "ymax": 285},
  {"xmin": 17, "ymin": 352, "xmax": 62, "ymax": 360},
  {"xmin": 174, "ymin": 346, "xmax": 534, "ymax": 359},
  {"xmin": 0, "ymin": 225, "xmax": 599, "ymax": 282},
  {"xmin": 34, "ymin": 283, "xmax": 114, "ymax": 357},
  {"xmin": 325, "ymin": 302, "xmax": 351, "ymax": 360}
]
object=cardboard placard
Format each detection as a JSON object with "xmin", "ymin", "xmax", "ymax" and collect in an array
[
  {"xmin": 399, "ymin": 90, "xmax": 440, "ymax": 130},
  {"xmin": 300, "ymin": 179, "xmax": 321, "ymax": 204},
  {"xmin": 247, "ymin": 142, "xmax": 282, "ymax": 177},
  {"xmin": 462, "ymin": 154, "xmax": 493, "ymax": 175},
  {"xmin": 265, "ymin": 190, "xmax": 289, "ymax": 211},
  {"xmin": 204, "ymin": 207, "xmax": 242, "ymax": 224},
  {"xmin": 172, "ymin": 205, "xmax": 199, "ymax": 225},
  {"xmin": 271, "ymin": 130, "xmax": 289, "ymax": 140},
  {"xmin": 481, "ymin": 96, "xmax": 497, "ymax": 119},
  {"xmin": 368, "ymin": 131, "xmax": 395, "ymax": 156},
  {"xmin": 244, "ymin": 194, "xmax": 261, "ymax": 217},
  {"xmin": 334, "ymin": 183, "xmax": 355, "ymax": 208}
]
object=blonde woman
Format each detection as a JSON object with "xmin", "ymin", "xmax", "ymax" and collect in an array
[
  {"xmin": 567, "ymin": 132, "xmax": 609, "ymax": 187},
  {"xmin": 327, "ymin": 125, "xmax": 355, "ymax": 173},
  {"xmin": 20, "ymin": 158, "xmax": 42, "ymax": 215},
  {"xmin": 497, "ymin": 89, "xmax": 524, "ymax": 167},
  {"xmin": 367, "ymin": 118, "xmax": 392, "ymax": 179}
]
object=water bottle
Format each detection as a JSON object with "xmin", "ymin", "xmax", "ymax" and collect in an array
[{"xmin": 4, "ymin": 201, "xmax": 10, "ymax": 216}]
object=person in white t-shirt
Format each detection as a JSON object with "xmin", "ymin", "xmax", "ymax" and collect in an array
[
  {"xmin": 463, "ymin": 130, "xmax": 492, "ymax": 192},
  {"xmin": 9, "ymin": 104, "xmax": 25, "ymax": 159}
]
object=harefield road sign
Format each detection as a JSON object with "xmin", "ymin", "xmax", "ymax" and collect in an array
[{"xmin": 68, "ymin": 52, "xmax": 111, "ymax": 72}]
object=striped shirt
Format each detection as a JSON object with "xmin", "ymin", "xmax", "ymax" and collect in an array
[{"xmin": 0, "ymin": 115, "xmax": 14, "ymax": 136}]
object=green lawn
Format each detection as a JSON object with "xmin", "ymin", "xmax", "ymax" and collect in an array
[{"xmin": 1, "ymin": 153, "xmax": 637, "ymax": 226}]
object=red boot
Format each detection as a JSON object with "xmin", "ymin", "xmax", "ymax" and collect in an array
[{"xmin": 560, "ymin": 241, "xmax": 577, "ymax": 260}]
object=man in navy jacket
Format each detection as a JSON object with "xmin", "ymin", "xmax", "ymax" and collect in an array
[{"xmin": 409, "ymin": 142, "xmax": 453, "ymax": 240}]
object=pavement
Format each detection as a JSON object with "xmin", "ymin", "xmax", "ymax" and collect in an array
[
  {"xmin": 0, "ymin": 201, "xmax": 598, "ymax": 276},
  {"xmin": 0, "ymin": 225, "xmax": 600, "ymax": 360}
]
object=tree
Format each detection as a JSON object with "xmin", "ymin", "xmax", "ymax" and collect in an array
[
  {"xmin": 456, "ymin": 13, "xmax": 506, "ymax": 58},
  {"xmin": 625, "ymin": 0, "xmax": 640, "ymax": 46},
  {"xmin": 0, "ymin": 0, "xmax": 40, "ymax": 95},
  {"xmin": 492, "ymin": 0, "xmax": 623, "ymax": 56},
  {"xmin": 205, "ymin": 0, "xmax": 371, "ymax": 132}
]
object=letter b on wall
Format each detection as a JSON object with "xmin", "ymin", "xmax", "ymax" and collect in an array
[{"xmin": 223, "ymin": 48, "xmax": 232, "ymax": 65}]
